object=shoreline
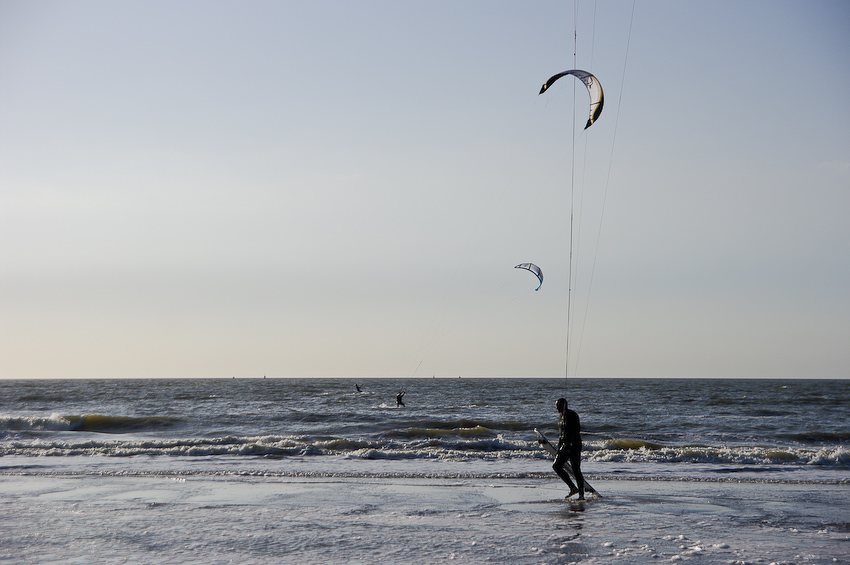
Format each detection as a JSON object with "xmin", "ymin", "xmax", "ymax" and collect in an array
[
  {"xmin": 2, "ymin": 468, "xmax": 849, "ymax": 485},
  {"xmin": 2, "ymin": 452, "xmax": 847, "ymax": 485}
]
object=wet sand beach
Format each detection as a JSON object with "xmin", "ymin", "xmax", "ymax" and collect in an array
[{"xmin": 2, "ymin": 472, "xmax": 848, "ymax": 564}]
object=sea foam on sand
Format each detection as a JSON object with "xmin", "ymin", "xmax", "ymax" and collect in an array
[{"xmin": 1, "ymin": 472, "xmax": 848, "ymax": 564}]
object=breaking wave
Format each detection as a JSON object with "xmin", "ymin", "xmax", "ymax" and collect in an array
[
  {"xmin": 1, "ymin": 433, "xmax": 847, "ymax": 468},
  {"xmin": 0, "ymin": 414, "xmax": 185, "ymax": 434}
]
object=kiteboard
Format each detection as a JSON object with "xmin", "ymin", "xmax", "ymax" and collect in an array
[{"xmin": 534, "ymin": 428, "xmax": 599, "ymax": 497}]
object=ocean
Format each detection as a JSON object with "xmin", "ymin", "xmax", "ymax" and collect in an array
[{"xmin": 2, "ymin": 377, "xmax": 848, "ymax": 563}]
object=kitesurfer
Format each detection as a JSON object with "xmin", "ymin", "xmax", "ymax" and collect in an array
[
  {"xmin": 554, "ymin": 398, "xmax": 584, "ymax": 500},
  {"xmin": 396, "ymin": 390, "xmax": 405, "ymax": 407},
  {"xmin": 355, "ymin": 383, "xmax": 362, "ymax": 392}
]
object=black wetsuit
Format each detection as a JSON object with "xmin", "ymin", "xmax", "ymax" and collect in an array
[{"xmin": 554, "ymin": 408, "xmax": 584, "ymax": 497}]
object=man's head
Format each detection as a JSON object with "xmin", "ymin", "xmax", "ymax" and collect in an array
[{"xmin": 556, "ymin": 398, "xmax": 567, "ymax": 413}]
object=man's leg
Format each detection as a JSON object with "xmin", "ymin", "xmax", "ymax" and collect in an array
[
  {"xmin": 553, "ymin": 448, "xmax": 579, "ymax": 496},
  {"xmin": 570, "ymin": 451, "xmax": 585, "ymax": 500}
]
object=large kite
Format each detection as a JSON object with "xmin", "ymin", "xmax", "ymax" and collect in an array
[{"xmin": 539, "ymin": 70, "xmax": 604, "ymax": 129}]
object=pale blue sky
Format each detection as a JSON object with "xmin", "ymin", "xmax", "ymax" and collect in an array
[{"xmin": 2, "ymin": 1, "xmax": 848, "ymax": 378}]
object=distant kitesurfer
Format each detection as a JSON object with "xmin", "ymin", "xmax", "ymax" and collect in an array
[
  {"xmin": 554, "ymin": 398, "xmax": 584, "ymax": 500},
  {"xmin": 356, "ymin": 383, "xmax": 362, "ymax": 392},
  {"xmin": 396, "ymin": 390, "xmax": 405, "ymax": 407}
]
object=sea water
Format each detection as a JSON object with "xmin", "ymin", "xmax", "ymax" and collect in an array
[
  {"xmin": 1, "ymin": 377, "xmax": 848, "ymax": 563},
  {"xmin": 2, "ymin": 378, "xmax": 847, "ymax": 480}
]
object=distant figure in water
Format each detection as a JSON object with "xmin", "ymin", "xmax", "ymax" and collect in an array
[
  {"xmin": 355, "ymin": 383, "xmax": 362, "ymax": 392},
  {"xmin": 554, "ymin": 398, "xmax": 584, "ymax": 500},
  {"xmin": 396, "ymin": 390, "xmax": 405, "ymax": 407}
]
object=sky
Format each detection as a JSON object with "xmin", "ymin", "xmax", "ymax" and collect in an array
[{"xmin": 1, "ymin": 0, "xmax": 848, "ymax": 379}]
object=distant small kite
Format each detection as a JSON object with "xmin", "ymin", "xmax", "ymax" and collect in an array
[{"xmin": 515, "ymin": 263, "xmax": 543, "ymax": 291}]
